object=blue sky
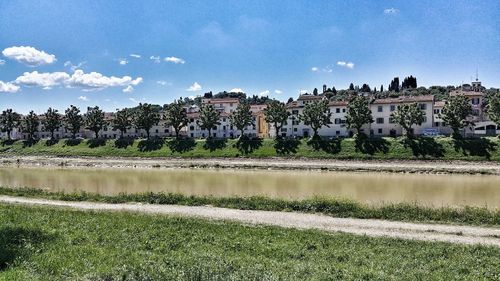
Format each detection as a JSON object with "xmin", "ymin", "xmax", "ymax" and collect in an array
[{"xmin": 0, "ymin": 0, "xmax": 499, "ymax": 113}]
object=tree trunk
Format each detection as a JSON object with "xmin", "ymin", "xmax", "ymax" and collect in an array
[
  {"xmin": 207, "ymin": 128, "xmax": 212, "ymax": 139},
  {"xmin": 175, "ymin": 128, "xmax": 180, "ymax": 139},
  {"xmin": 7, "ymin": 130, "xmax": 11, "ymax": 140},
  {"xmin": 120, "ymin": 130, "xmax": 124, "ymax": 138},
  {"xmin": 146, "ymin": 130, "xmax": 150, "ymax": 140},
  {"xmin": 95, "ymin": 131, "xmax": 99, "ymax": 139}
]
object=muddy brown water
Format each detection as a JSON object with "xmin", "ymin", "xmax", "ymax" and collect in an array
[{"xmin": 0, "ymin": 167, "xmax": 498, "ymax": 209}]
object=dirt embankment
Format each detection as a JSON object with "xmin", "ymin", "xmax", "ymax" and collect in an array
[
  {"xmin": 1, "ymin": 155, "xmax": 500, "ymax": 175},
  {"xmin": 1, "ymin": 195, "xmax": 499, "ymax": 246}
]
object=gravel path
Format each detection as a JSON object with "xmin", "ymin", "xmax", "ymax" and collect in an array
[
  {"xmin": 1, "ymin": 195, "xmax": 499, "ymax": 246},
  {"xmin": 1, "ymin": 155, "xmax": 500, "ymax": 174}
]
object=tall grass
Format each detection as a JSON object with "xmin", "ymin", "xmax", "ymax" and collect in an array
[{"xmin": 1, "ymin": 187, "xmax": 498, "ymax": 226}]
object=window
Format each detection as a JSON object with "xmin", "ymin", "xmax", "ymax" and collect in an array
[
  {"xmin": 434, "ymin": 109, "xmax": 440, "ymax": 114},
  {"xmin": 422, "ymin": 116, "xmax": 427, "ymax": 123},
  {"xmin": 342, "ymin": 108, "xmax": 346, "ymax": 113},
  {"xmin": 281, "ymin": 128, "xmax": 287, "ymax": 132},
  {"xmin": 155, "ymin": 129, "xmax": 158, "ymax": 133},
  {"xmin": 190, "ymin": 126, "xmax": 194, "ymax": 131},
  {"xmin": 164, "ymin": 129, "xmax": 169, "ymax": 133},
  {"xmin": 471, "ymin": 98, "xmax": 480, "ymax": 105},
  {"xmin": 335, "ymin": 118, "xmax": 341, "ymax": 124},
  {"xmin": 390, "ymin": 105, "xmax": 396, "ymax": 112},
  {"xmin": 336, "ymin": 108, "xmax": 340, "ymax": 113},
  {"xmin": 378, "ymin": 128, "xmax": 383, "ymax": 134},
  {"xmin": 222, "ymin": 125, "xmax": 226, "ymax": 130},
  {"xmin": 336, "ymin": 131, "xmax": 340, "ymax": 135},
  {"xmin": 292, "ymin": 110, "xmax": 299, "ymax": 115},
  {"xmin": 292, "ymin": 120, "xmax": 299, "ymax": 125},
  {"xmin": 222, "ymin": 118, "xmax": 226, "ymax": 122},
  {"xmin": 190, "ymin": 118, "xmax": 194, "ymax": 122},
  {"xmin": 376, "ymin": 118, "xmax": 384, "ymax": 124},
  {"xmin": 434, "ymin": 122, "xmax": 440, "ymax": 127},
  {"xmin": 378, "ymin": 106, "xmax": 383, "ymax": 112},
  {"xmin": 419, "ymin": 103, "xmax": 427, "ymax": 110},
  {"xmin": 389, "ymin": 117, "xmax": 395, "ymax": 124},
  {"xmin": 293, "ymin": 128, "xmax": 297, "ymax": 132}
]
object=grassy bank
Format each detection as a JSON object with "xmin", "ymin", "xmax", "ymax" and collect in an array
[
  {"xmin": 1, "ymin": 187, "xmax": 498, "ymax": 226},
  {"xmin": 1, "ymin": 136, "xmax": 499, "ymax": 161},
  {"xmin": 1, "ymin": 204, "xmax": 499, "ymax": 280}
]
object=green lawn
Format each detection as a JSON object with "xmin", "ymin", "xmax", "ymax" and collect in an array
[
  {"xmin": 0, "ymin": 204, "xmax": 499, "ymax": 280},
  {"xmin": 1, "ymin": 136, "xmax": 499, "ymax": 161}
]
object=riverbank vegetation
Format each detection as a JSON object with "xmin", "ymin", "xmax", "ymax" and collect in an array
[
  {"xmin": 1, "ymin": 203, "xmax": 499, "ymax": 280},
  {"xmin": 1, "ymin": 136, "xmax": 499, "ymax": 161},
  {"xmin": 1, "ymin": 187, "xmax": 498, "ymax": 226}
]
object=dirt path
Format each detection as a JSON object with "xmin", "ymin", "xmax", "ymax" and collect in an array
[
  {"xmin": 1, "ymin": 195, "xmax": 499, "ymax": 246},
  {"xmin": 1, "ymin": 155, "xmax": 500, "ymax": 174}
]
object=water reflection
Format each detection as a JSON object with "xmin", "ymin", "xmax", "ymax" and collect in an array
[{"xmin": 0, "ymin": 167, "xmax": 498, "ymax": 209}]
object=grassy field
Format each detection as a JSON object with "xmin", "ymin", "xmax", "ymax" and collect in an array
[
  {"xmin": 1, "ymin": 136, "xmax": 499, "ymax": 161},
  {"xmin": 1, "ymin": 187, "xmax": 498, "ymax": 226},
  {"xmin": 0, "ymin": 203, "xmax": 499, "ymax": 280}
]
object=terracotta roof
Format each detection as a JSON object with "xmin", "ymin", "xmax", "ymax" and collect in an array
[
  {"xmin": 202, "ymin": 98, "xmax": 240, "ymax": 104},
  {"xmin": 372, "ymin": 95, "xmax": 434, "ymax": 105},
  {"xmin": 450, "ymin": 90, "xmax": 484, "ymax": 97},
  {"xmin": 329, "ymin": 101, "xmax": 348, "ymax": 106},
  {"xmin": 286, "ymin": 101, "xmax": 299, "ymax": 108},
  {"xmin": 297, "ymin": 94, "xmax": 325, "ymax": 101},
  {"xmin": 434, "ymin": 101, "xmax": 446, "ymax": 107}
]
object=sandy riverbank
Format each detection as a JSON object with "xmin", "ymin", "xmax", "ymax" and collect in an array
[{"xmin": 1, "ymin": 155, "xmax": 499, "ymax": 175}]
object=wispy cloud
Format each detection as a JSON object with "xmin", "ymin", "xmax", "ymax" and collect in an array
[
  {"xmin": 274, "ymin": 90, "xmax": 282, "ymax": 94},
  {"xmin": 78, "ymin": 95, "xmax": 88, "ymax": 101},
  {"xmin": 311, "ymin": 67, "xmax": 319, "ymax": 72},
  {"xmin": 64, "ymin": 61, "xmax": 86, "ymax": 72},
  {"xmin": 384, "ymin": 8, "xmax": 399, "ymax": 15},
  {"xmin": 150, "ymin": 56, "xmax": 161, "ymax": 63},
  {"xmin": 258, "ymin": 90, "xmax": 269, "ymax": 97},
  {"xmin": 122, "ymin": 85, "xmax": 134, "ymax": 93},
  {"xmin": 117, "ymin": 58, "xmax": 128, "ymax": 65},
  {"xmin": 129, "ymin": 54, "xmax": 141, "ymax": 58},
  {"xmin": 0, "ymin": 59, "xmax": 5, "ymax": 65},
  {"xmin": 2, "ymin": 46, "xmax": 56, "ymax": 67},
  {"xmin": 187, "ymin": 82, "xmax": 202, "ymax": 91},
  {"xmin": 164, "ymin": 56, "xmax": 185, "ymax": 64},
  {"xmin": 337, "ymin": 61, "xmax": 355, "ymax": 69},
  {"xmin": 156, "ymin": 80, "xmax": 172, "ymax": 86},
  {"xmin": 129, "ymin": 97, "xmax": 138, "ymax": 103},
  {"xmin": 299, "ymin": 90, "xmax": 308, "ymax": 95}
]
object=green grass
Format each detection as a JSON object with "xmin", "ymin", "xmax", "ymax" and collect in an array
[
  {"xmin": 1, "ymin": 187, "xmax": 498, "ymax": 226},
  {"xmin": 0, "ymin": 204, "xmax": 499, "ymax": 280},
  {"xmin": 1, "ymin": 136, "xmax": 499, "ymax": 161}
]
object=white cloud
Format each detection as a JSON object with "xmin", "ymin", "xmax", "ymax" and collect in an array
[
  {"xmin": 130, "ymin": 54, "xmax": 141, "ymax": 58},
  {"xmin": 2, "ymin": 46, "xmax": 56, "ymax": 66},
  {"xmin": 64, "ymin": 61, "xmax": 86, "ymax": 72},
  {"xmin": 117, "ymin": 58, "xmax": 128, "ymax": 65},
  {"xmin": 157, "ymin": 80, "xmax": 172, "ymax": 86},
  {"xmin": 311, "ymin": 67, "xmax": 319, "ymax": 72},
  {"xmin": 150, "ymin": 56, "xmax": 161, "ymax": 63},
  {"xmin": 0, "ymin": 81, "xmax": 20, "ymax": 93},
  {"xmin": 78, "ymin": 95, "xmax": 88, "ymax": 101},
  {"xmin": 164, "ymin": 56, "xmax": 185, "ymax": 64},
  {"xmin": 188, "ymin": 95, "xmax": 195, "ymax": 99},
  {"xmin": 258, "ymin": 90, "xmax": 270, "ymax": 97},
  {"xmin": 66, "ymin": 69, "xmax": 143, "ymax": 92},
  {"xmin": 274, "ymin": 90, "xmax": 282, "ymax": 94},
  {"xmin": 230, "ymin": 88, "xmax": 244, "ymax": 93},
  {"xmin": 122, "ymin": 85, "xmax": 134, "ymax": 93},
  {"xmin": 384, "ymin": 8, "xmax": 399, "ymax": 14},
  {"xmin": 129, "ymin": 97, "xmax": 138, "ymax": 103},
  {"xmin": 187, "ymin": 82, "xmax": 202, "ymax": 92},
  {"xmin": 15, "ymin": 71, "xmax": 70, "ymax": 89},
  {"xmin": 0, "ymin": 59, "xmax": 5, "ymax": 65},
  {"xmin": 337, "ymin": 61, "xmax": 355, "ymax": 69}
]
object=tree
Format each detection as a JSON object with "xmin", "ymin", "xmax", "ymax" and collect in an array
[
  {"xmin": 299, "ymin": 100, "xmax": 331, "ymax": 139},
  {"xmin": 487, "ymin": 93, "xmax": 500, "ymax": 132},
  {"xmin": 112, "ymin": 108, "xmax": 132, "ymax": 138},
  {"xmin": 402, "ymin": 75, "xmax": 417, "ymax": 89},
  {"xmin": 263, "ymin": 100, "xmax": 290, "ymax": 139},
  {"xmin": 313, "ymin": 88, "xmax": 319, "ymax": 96},
  {"xmin": 197, "ymin": 104, "xmax": 220, "ymax": 138},
  {"xmin": 0, "ymin": 109, "xmax": 21, "ymax": 140},
  {"xmin": 44, "ymin": 108, "xmax": 62, "ymax": 139},
  {"xmin": 361, "ymin": 84, "xmax": 371, "ymax": 92},
  {"xmin": 164, "ymin": 100, "xmax": 188, "ymax": 139},
  {"xmin": 349, "ymin": 83, "xmax": 355, "ymax": 91},
  {"xmin": 23, "ymin": 111, "xmax": 39, "ymax": 140},
  {"xmin": 346, "ymin": 96, "xmax": 373, "ymax": 136},
  {"xmin": 440, "ymin": 95, "xmax": 473, "ymax": 139},
  {"xmin": 85, "ymin": 106, "xmax": 106, "ymax": 139},
  {"xmin": 134, "ymin": 103, "xmax": 160, "ymax": 139},
  {"xmin": 64, "ymin": 105, "xmax": 84, "ymax": 139},
  {"xmin": 229, "ymin": 102, "xmax": 253, "ymax": 137},
  {"xmin": 389, "ymin": 77, "xmax": 400, "ymax": 92},
  {"xmin": 390, "ymin": 103, "xmax": 424, "ymax": 137},
  {"xmin": 380, "ymin": 85, "xmax": 384, "ymax": 92}
]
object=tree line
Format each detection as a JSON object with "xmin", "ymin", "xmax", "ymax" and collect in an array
[{"xmin": 1, "ymin": 93, "xmax": 500, "ymax": 143}]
